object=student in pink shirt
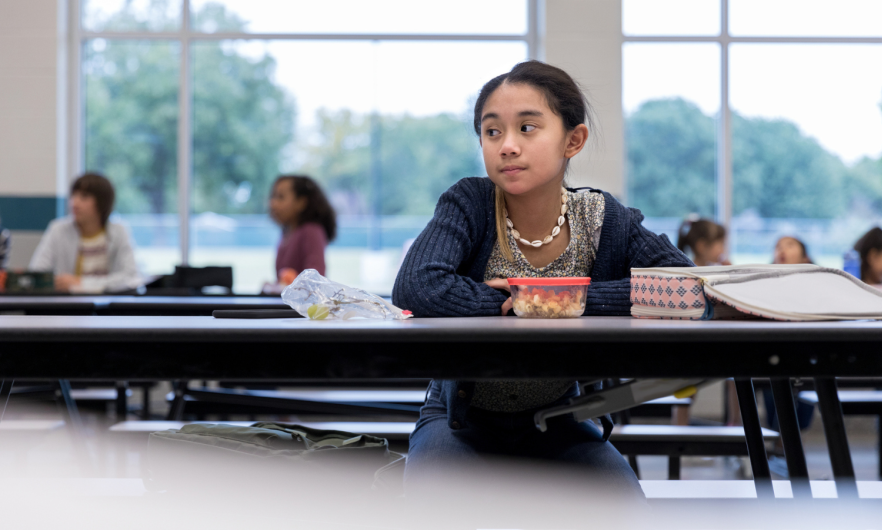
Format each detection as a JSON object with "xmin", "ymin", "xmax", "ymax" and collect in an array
[{"xmin": 268, "ymin": 175, "xmax": 336, "ymax": 282}]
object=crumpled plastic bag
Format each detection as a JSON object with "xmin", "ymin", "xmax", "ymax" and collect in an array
[{"xmin": 281, "ymin": 269, "xmax": 413, "ymax": 321}]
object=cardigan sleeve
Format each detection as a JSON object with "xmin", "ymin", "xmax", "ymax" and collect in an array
[
  {"xmin": 393, "ymin": 182, "xmax": 508, "ymax": 317},
  {"xmin": 584, "ymin": 197, "xmax": 693, "ymax": 316},
  {"xmin": 28, "ymin": 220, "xmax": 62, "ymax": 272}
]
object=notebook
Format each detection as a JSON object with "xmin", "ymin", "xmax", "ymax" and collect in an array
[{"xmin": 630, "ymin": 264, "xmax": 882, "ymax": 321}]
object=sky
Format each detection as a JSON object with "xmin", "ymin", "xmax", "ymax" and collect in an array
[{"xmin": 85, "ymin": 0, "xmax": 882, "ymax": 165}]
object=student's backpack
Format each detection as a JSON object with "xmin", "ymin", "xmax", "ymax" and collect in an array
[{"xmin": 143, "ymin": 422, "xmax": 405, "ymax": 497}]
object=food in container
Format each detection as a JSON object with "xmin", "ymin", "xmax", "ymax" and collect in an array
[{"xmin": 507, "ymin": 277, "xmax": 591, "ymax": 318}]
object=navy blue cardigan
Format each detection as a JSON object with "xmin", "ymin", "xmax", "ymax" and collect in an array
[{"xmin": 392, "ymin": 177, "xmax": 693, "ymax": 431}]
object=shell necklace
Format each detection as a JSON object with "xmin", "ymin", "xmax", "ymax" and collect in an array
[{"xmin": 505, "ymin": 187, "xmax": 568, "ymax": 248}]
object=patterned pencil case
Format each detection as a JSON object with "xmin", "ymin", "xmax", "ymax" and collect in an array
[
  {"xmin": 630, "ymin": 272, "xmax": 709, "ymax": 320},
  {"xmin": 630, "ymin": 264, "xmax": 882, "ymax": 321}
]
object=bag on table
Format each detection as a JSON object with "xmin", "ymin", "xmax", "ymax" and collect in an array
[
  {"xmin": 630, "ymin": 264, "xmax": 882, "ymax": 321},
  {"xmin": 143, "ymin": 422, "xmax": 405, "ymax": 497}
]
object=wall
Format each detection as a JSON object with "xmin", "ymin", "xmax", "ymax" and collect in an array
[
  {"xmin": 543, "ymin": 0, "xmax": 624, "ymax": 198},
  {"xmin": 0, "ymin": 0, "xmax": 66, "ymax": 268}
]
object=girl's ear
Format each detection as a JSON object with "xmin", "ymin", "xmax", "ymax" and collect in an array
[{"xmin": 564, "ymin": 124, "xmax": 589, "ymax": 159}]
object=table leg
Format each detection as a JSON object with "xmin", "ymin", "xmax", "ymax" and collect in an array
[
  {"xmin": 56, "ymin": 380, "xmax": 93, "ymax": 473},
  {"xmin": 734, "ymin": 378, "xmax": 773, "ymax": 499},
  {"xmin": 115, "ymin": 381, "xmax": 128, "ymax": 419},
  {"xmin": 627, "ymin": 455, "xmax": 640, "ymax": 478},
  {"xmin": 142, "ymin": 385, "xmax": 151, "ymax": 420},
  {"xmin": 167, "ymin": 380, "xmax": 187, "ymax": 421},
  {"xmin": 56, "ymin": 380, "xmax": 84, "ymax": 433},
  {"xmin": 0, "ymin": 379, "xmax": 13, "ymax": 422},
  {"xmin": 769, "ymin": 378, "xmax": 811, "ymax": 499},
  {"xmin": 814, "ymin": 377, "xmax": 858, "ymax": 499},
  {"xmin": 668, "ymin": 456, "xmax": 681, "ymax": 480}
]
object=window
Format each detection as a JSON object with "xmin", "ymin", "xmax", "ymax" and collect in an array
[
  {"xmin": 623, "ymin": 0, "xmax": 882, "ymax": 267},
  {"xmin": 76, "ymin": 0, "xmax": 533, "ymax": 293}
]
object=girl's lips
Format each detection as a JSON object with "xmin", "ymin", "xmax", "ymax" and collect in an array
[{"xmin": 502, "ymin": 167, "xmax": 525, "ymax": 176}]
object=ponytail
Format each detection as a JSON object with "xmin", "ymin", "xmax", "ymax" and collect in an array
[{"xmin": 678, "ymin": 215, "xmax": 726, "ymax": 256}]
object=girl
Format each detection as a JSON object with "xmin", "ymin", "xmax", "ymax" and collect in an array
[
  {"xmin": 269, "ymin": 175, "xmax": 336, "ymax": 281},
  {"xmin": 393, "ymin": 61, "xmax": 692, "ymax": 500},
  {"xmin": 773, "ymin": 236, "xmax": 812, "ymax": 265},
  {"xmin": 29, "ymin": 173, "xmax": 140, "ymax": 293},
  {"xmin": 677, "ymin": 216, "xmax": 729, "ymax": 266},
  {"xmin": 854, "ymin": 227, "xmax": 882, "ymax": 288}
]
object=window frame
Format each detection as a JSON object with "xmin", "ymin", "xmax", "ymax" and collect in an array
[
  {"xmin": 69, "ymin": 0, "xmax": 539, "ymax": 264},
  {"xmin": 622, "ymin": 0, "xmax": 882, "ymax": 254}
]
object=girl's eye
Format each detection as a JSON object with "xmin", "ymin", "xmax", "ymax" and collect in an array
[
  {"xmin": 486, "ymin": 128, "xmax": 500, "ymax": 137},
  {"xmin": 521, "ymin": 124, "xmax": 536, "ymax": 132}
]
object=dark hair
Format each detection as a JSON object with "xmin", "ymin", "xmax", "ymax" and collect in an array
[
  {"xmin": 273, "ymin": 175, "xmax": 336, "ymax": 242},
  {"xmin": 473, "ymin": 60, "xmax": 593, "ymax": 137},
  {"xmin": 473, "ymin": 60, "xmax": 594, "ymax": 261},
  {"xmin": 776, "ymin": 236, "xmax": 811, "ymax": 264},
  {"xmin": 71, "ymin": 172, "xmax": 115, "ymax": 227},
  {"xmin": 677, "ymin": 216, "xmax": 726, "ymax": 255},
  {"xmin": 854, "ymin": 227, "xmax": 882, "ymax": 283}
]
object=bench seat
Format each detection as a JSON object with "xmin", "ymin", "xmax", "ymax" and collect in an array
[
  {"xmin": 0, "ymin": 420, "xmax": 65, "ymax": 432},
  {"xmin": 110, "ymin": 420, "xmax": 415, "ymax": 440}
]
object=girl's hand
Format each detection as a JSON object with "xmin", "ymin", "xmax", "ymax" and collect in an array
[
  {"xmin": 278, "ymin": 268, "xmax": 298, "ymax": 285},
  {"xmin": 484, "ymin": 278, "xmax": 513, "ymax": 316},
  {"xmin": 55, "ymin": 274, "xmax": 81, "ymax": 292},
  {"xmin": 500, "ymin": 297, "xmax": 513, "ymax": 316}
]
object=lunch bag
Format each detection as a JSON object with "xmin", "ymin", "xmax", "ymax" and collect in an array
[{"xmin": 143, "ymin": 422, "xmax": 405, "ymax": 496}]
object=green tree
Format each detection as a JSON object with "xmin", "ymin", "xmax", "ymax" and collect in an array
[
  {"xmin": 732, "ymin": 114, "xmax": 846, "ymax": 218},
  {"xmin": 191, "ymin": 40, "xmax": 295, "ymax": 214},
  {"xmin": 847, "ymin": 156, "xmax": 882, "ymax": 215},
  {"xmin": 301, "ymin": 110, "xmax": 483, "ymax": 216},
  {"xmin": 377, "ymin": 113, "xmax": 483, "ymax": 215},
  {"xmin": 627, "ymin": 98, "xmax": 857, "ymax": 219},
  {"xmin": 85, "ymin": 40, "xmax": 179, "ymax": 214},
  {"xmin": 625, "ymin": 98, "xmax": 716, "ymax": 218},
  {"xmin": 84, "ymin": 1, "xmax": 295, "ymax": 215}
]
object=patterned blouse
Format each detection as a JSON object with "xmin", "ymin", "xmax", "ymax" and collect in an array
[{"xmin": 472, "ymin": 189, "xmax": 606, "ymax": 412}]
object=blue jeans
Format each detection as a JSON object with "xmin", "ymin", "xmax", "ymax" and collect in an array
[{"xmin": 405, "ymin": 381, "xmax": 644, "ymax": 501}]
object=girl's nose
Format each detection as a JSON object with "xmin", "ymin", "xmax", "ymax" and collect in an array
[{"xmin": 499, "ymin": 133, "xmax": 520, "ymax": 157}]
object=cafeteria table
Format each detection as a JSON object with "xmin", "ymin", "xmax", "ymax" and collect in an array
[
  {"xmin": 1, "ymin": 315, "xmax": 880, "ymax": 499},
  {"xmin": 0, "ymin": 295, "xmax": 290, "ymax": 316}
]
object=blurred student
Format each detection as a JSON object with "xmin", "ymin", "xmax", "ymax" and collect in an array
[
  {"xmin": 29, "ymin": 173, "xmax": 140, "ymax": 293},
  {"xmin": 764, "ymin": 235, "xmax": 816, "ymax": 465},
  {"xmin": 854, "ymin": 227, "xmax": 882, "ymax": 288},
  {"xmin": 269, "ymin": 175, "xmax": 336, "ymax": 282},
  {"xmin": 0, "ymin": 213, "xmax": 10, "ymax": 270},
  {"xmin": 773, "ymin": 236, "xmax": 812, "ymax": 265},
  {"xmin": 675, "ymin": 217, "xmax": 734, "ymax": 426},
  {"xmin": 677, "ymin": 216, "xmax": 730, "ymax": 266}
]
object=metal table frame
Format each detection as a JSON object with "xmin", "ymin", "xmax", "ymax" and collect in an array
[{"xmin": 1, "ymin": 315, "xmax": 879, "ymax": 499}]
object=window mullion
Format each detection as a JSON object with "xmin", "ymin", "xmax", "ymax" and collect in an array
[
  {"xmin": 178, "ymin": 0, "xmax": 192, "ymax": 265},
  {"xmin": 717, "ymin": 0, "xmax": 732, "ymax": 256}
]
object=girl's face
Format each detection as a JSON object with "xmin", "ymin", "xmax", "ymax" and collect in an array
[
  {"xmin": 694, "ymin": 238, "xmax": 725, "ymax": 265},
  {"xmin": 479, "ymin": 83, "xmax": 587, "ymax": 197},
  {"xmin": 774, "ymin": 237, "xmax": 809, "ymax": 264},
  {"xmin": 269, "ymin": 181, "xmax": 307, "ymax": 227},
  {"xmin": 867, "ymin": 248, "xmax": 882, "ymax": 283}
]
